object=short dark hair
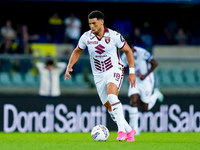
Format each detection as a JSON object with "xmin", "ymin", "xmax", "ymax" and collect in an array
[
  {"xmin": 88, "ymin": 10, "xmax": 105, "ymax": 20},
  {"xmin": 45, "ymin": 59, "xmax": 54, "ymax": 66}
]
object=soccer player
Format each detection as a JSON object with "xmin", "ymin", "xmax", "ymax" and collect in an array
[
  {"xmin": 65, "ymin": 10, "xmax": 136, "ymax": 141},
  {"xmin": 121, "ymin": 44, "xmax": 164, "ymax": 135}
]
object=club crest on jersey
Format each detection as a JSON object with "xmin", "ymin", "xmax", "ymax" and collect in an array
[{"xmin": 105, "ymin": 37, "xmax": 111, "ymax": 44}]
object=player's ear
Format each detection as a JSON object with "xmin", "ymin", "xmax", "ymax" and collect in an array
[{"xmin": 101, "ymin": 19, "xmax": 104, "ymax": 25}]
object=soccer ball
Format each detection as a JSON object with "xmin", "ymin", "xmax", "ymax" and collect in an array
[{"xmin": 91, "ymin": 125, "xmax": 109, "ymax": 141}]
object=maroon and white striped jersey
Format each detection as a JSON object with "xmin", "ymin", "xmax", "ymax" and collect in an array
[{"xmin": 78, "ymin": 27, "xmax": 125, "ymax": 76}]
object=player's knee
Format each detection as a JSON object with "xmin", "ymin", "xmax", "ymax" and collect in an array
[
  {"xmin": 104, "ymin": 101, "xmax": 112, "ymax": 112},
  {"xmin": 140, "ymin": 105, "xmax": 148, "ymax": 112},
  {"xmin": 129, "ymin": 95, "xmax": 138, "ymax": 107}
]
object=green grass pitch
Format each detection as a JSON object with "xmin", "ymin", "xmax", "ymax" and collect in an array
[{"xmin": 0, "ymin": 132, "xmax": 199, "ymax": 150}]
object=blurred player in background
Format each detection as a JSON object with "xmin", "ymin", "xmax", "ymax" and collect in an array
[
  {"xmin": 121, "ymin": 44, "xmax": 164, "ymax": 135},
  {"xmin": 65, "ymin": 10, "xmax": 136, "ymax": 142}
]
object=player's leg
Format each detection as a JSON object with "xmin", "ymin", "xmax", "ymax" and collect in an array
[
  {"xmin": 129, "ymin": 93, "xmax": 140, "ymax": 135},
  {"xmin": 104, "ymin": 101, "xmax": 116, "ymax": 122},
  {"xmin": 127, "ymin": 82, "xmax": 141, "ymax": 135},
  {"xmin": 139, "ymin": 89, "xmax": 164, "ymax": 111},
  {"xmin": 94, "ymin": 75, "xmax": 130, "ymax": 141},
  {"xmin": 94, "ymin": 75, "xmax": 116, "ymax": 122},
  {"xmin": 104, "ymin": 95, "xmax": 135, "ymax": 141},
  {"xmin": 107, "ymin": 82, "xmax": 126, "ymax": 140},
  {"xmin": 139, "ymin": 100, "xmax": 149, "ymax": 112},
  {"xmin": 107, "ymin": 82, "xmax": 135, "ymax": 141},
  {"xmin": 148, "ymin": 88, "xmax": 164, "ymax": 110},
  {"xmin": 139, "ymin": 80, "xmax": 154, "ymax": 112}
]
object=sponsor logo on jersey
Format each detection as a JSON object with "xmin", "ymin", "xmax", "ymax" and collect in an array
[
  {"xmin": 95, "ymin": 44, "xmax": 105, "ymax": 55},
  {"xmin": 90, "ymin": 37, "xmax": 95, "ymax": 40},
  {"xmin": 87, "ymin": 41, "xmax": 98, "ymax": 45}
]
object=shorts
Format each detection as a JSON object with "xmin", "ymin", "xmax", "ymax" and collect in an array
[
  {"xmin": 128, "ymin": 77, "xmax": 154, "ymax": 103},
  {"xmin": 94, "ymin": 67, "xmax": 124, "ymax": 105}
]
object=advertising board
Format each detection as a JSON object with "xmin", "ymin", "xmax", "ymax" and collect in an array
[{"xmin": 0, "ymin": 95, "xmax": 199, "ymax": 132}]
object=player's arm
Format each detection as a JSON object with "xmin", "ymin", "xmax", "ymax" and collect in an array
[
  {"xmin": 121, "ymin": 42, "xmax": 136, "ymax": 88},
  {"xmin": 140, "ymin": 57, "xmax": 158, "ymax": 80},
  {"xmin": 56, "ymin": 62, "xmax": 67, "ymax": 74},
  {"xmin": 65, "ymin": 47, "xmax": 84, "ymax": 80},
  {"xmin": 35, "ymin": 62, "xmax": 45, "ymax": 72}
]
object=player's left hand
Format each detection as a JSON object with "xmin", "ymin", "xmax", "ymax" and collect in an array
[{"xmin": 128, "ymin": 74, "xmax": 136, "ymax": 88}]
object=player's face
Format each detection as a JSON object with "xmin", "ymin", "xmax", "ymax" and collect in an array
[
  {"xmin": 89, "ymin": 18, "xmax": 104, "ymax": 35},
  {"xmin": 46, "ymin": 65, "xmax": 54, "ymax": 70}
]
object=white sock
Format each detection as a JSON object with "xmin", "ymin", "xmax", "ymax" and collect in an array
[
  {"xmin": 108, "ymin": 94, "xmax": 125, "ymax": 132},
  {"xmin": 148, "ymin": 93, "xmax": 158, "ymax": 110},
  {"xmin": 108, "ymin": 108, "xmax": 132, "ymax": 133},
  {"xmin": 108, "ymin": 111, "xmax": 116, "ymax": 123},
  {"xmin": 129, "ymin": 107, "xmax": 139, "ymax": 131},
  {"xmin": 123, "ymin": 117, "xmax": 132, "ymax": 133}
]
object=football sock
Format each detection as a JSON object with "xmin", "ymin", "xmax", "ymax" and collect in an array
[
  {"xmin": 148, "ymin": 92, "xmax": 158, "ymax": 110},
  {"xmin": 129, "ymin": 107, "xmax": 139, "ymax": 131},
  {"xmin": 108, "ymin": 94, "xmax": 125, "ymax": 132},
  {"xmin": 123, "ymin": 117, "xmax": 132, "ymax": 133},
  {"xmin": 108, "ymin": 106, "xmax": 132, "ymax": 133},
  {"xmin": 108, "ymin": 111, "xmax": 116, "ymax": 123}
]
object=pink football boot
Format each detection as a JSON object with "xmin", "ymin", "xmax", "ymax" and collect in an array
[
  {"xmin": 116, "ymin": 131, "xmax": 127, "ymax": 141},
  {"xmin": 127, "ymin": 128, "xmax": 136, "ymax": 142}
]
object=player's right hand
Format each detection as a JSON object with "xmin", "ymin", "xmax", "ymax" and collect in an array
[
  {"xmin": 128, "ymin": 74, "xmax": 136, "ymax": 88},
  {"xmin": 64, "ymin": 68, "xmax": 73, "ymax": 80}
]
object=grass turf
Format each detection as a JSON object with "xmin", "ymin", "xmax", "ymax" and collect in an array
[{"xmin": 0, "ymin": 132, "xmax": 199, "ymax": 150}]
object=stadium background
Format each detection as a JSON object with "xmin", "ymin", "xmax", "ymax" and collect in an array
[{"xmin": 0, "ymin": 0, "xmax": 200, "ymax": 132}]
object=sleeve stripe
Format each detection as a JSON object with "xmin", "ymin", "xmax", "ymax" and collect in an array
[
  {"xmin": 120, "ymin": 41, "xmax": 126, "ymax": 49},
  {"xmin": 78, "ymin": 45, "xmax": 84, "ymax": 50},
  {"xmin": 147, "ymin": 55, "xmax": 153, "ymax": 61}
]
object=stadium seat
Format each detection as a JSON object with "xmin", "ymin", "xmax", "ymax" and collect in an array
[
  {"xmin": 158, "ymin": 68, "xmax": 173, "ymax": 86},
  {"xmin": 183, "ymin": 68, "xmax": 196, "ymax": 86},
  {"xmin": 88, "ymin": 73, "xmax": 94, "ymax": 84},
  {"xmin": 170, "ymin": 68, "xmax": 184, "ymax": 86},
  {"xmin": 154, "ymin": 70, "xmax": 161, "ymax": 87},
  {"xmin": 11, "ymin": 72, "xmax": 25, "ymax": 86},
  {"xmin": 196, "ymin": 68, "xmax": 200, "ymax": 85},
  {"xmin": 75, "ymin": 73, "xmax": 90, "ymax": 87},
  {"xmin": 24, "ymin": 72, "xmax": 38, "ymax": 86},
  {"xmin": 83, "ymin": 72, "xmax": 95, "ymax": 88},
  {"xmin": 61, "ymin": 74, "xmax": 74, "ymax": 86},
  {"xmin": 0, "ymin": 72, "xmax": 12, "ymax": 86}
]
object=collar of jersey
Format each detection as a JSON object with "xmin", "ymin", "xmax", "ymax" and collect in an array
[{"xmin": 89, "ymin": 26, "xmax": 110, "ymax": 39}]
